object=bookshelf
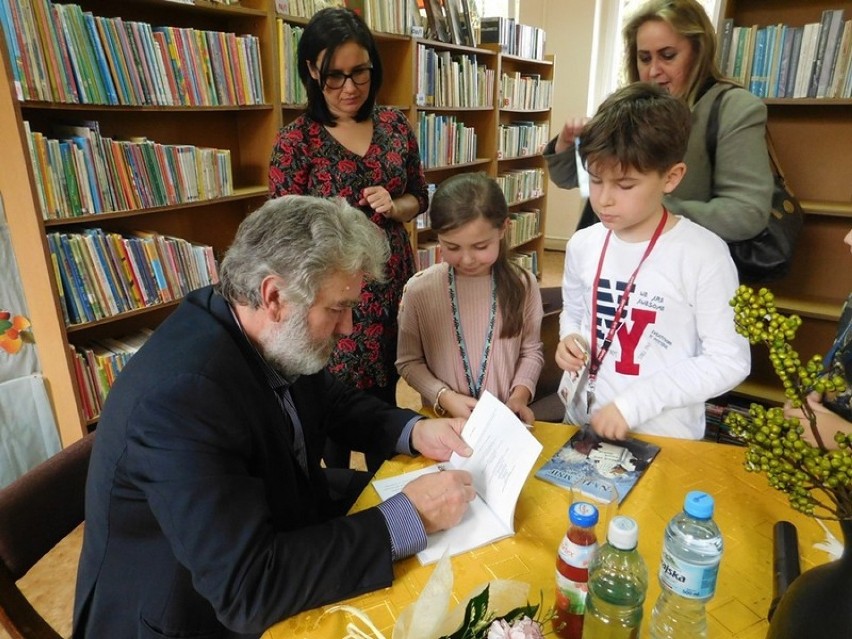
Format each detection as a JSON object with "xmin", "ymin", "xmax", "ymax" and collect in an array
[
  {"xmin": 1, "ymin": 1, "xmax": 552, "ymax": 447},
  {"xmin": 0, "ymin": 0, "xmax": 277, "ymax": 445},
  {"xmin": 719, "ymin": 0, "xmax": 852, "ymax": 405},
  {"xmin": 407, "ymin": 39, "xmax": 553, "ymax": 276}
]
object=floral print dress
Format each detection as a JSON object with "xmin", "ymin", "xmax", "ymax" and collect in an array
[{"xmin": 269, "ymin": 107, "xmax": 428, "ymax": 392}]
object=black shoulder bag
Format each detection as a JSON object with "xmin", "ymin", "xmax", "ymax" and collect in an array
[{"xmin": 707, "ymin": 86, "xmax": 804, "ymax": 282}]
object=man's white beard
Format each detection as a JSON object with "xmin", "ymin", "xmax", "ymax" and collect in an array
[{"xmin": 258, "ymin": 305, "xmax": 336, "ymax": 379}]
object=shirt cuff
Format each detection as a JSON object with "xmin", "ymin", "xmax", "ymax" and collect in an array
[
  {"xmin": 396, "ymin": 416, "xmax": 421, "ymax": 455},
  {"xmin": 376, "ymin": 492, "xmax": 427, "ymax": 560}
]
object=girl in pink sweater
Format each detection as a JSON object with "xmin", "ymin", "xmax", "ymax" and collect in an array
[{"xmin": 396, "ymin": 172, "xmax": 544, "ymax": 422}]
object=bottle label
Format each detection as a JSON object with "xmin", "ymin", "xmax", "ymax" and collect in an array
[
  {"xmin": 555, "ymin": 569, "xmax": 589, "ymax": 614},
  {"xmin": 558, "ymin": 536, "xmax": 596, "ymax": 568},
  {"xmin": 659, "ymin": 547, "xmax": 720, "ymax": 599}
]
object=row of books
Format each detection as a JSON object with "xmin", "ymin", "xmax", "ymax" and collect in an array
[
  {"xmin": 497, "ymin": 121, "xmax": 550, "ymax": 160},
  {"xmin": 479, "ymin": 16, "xmax": 546, "ymax": 61},
  {"xmin": 71, "ymin": 329, "xmax": 152, "ymax": 420},
  {"xmin": 277, "ymin": 19, "xmax": 306, "ymax": 105},
  {"xmin": 348, "ymin": 0, "xmax": 419, "ymax": 36},
  {"xmin": 704, "ymin": 397, "xmax": 749, "ymax": 445},
  {"xmin": 422, "ymin": 0, "xmax": 476, "ymax": 47},
  {"xmin": 47, "ymin": 228, "xmax": 218, "ymax": 326},
  {"xmin": 416, "ymin": 112, "xmax": 477, "ymax": 169},
  {"xmin": 507, "ymin": 209, "xmax": 541, "ymax": 248},
  {"xmin": 499, "ymin": 72, "xmax": 552, "ymax": 110},
  {"xmin": 0, "ymin": 0, "xmax": 264, "ymax": 105},
  {"xmin": 415, "ymin": 45, "xmax": 495, "ymax": 108},
  {"xmin": 25, "ymin": 120, "xmax": 233, "ymax": 220},
  {"xmin": 495, "ymin": 167, "xmax": 545, "ymax": 206},
  {"xmin": 415, "ymin": 240, "xmax": 441, "ymax": 271},
  {"xmin": 274, "ymin": 0, "xmax": 341, "ymax": 19},
  {"xmin": 718, "ymin": 10, "xmax": 852, "ymax": 99},
  {"xmin": 509, "ymin": 249, "xmax": 538, "ymax": 275}
]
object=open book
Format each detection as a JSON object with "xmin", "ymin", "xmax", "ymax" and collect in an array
[
  {"xmin": 372, "ymin": 391, "xmax": 543, "ymax": 565},
  {"xmin": 535, "ymin": 427, "xmax": 660, "ymax": 505}
]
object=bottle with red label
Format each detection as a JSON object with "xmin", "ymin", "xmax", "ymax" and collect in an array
[{"xmin": 554, "ymin": 501, "xmax": 599, "ymax": 639}]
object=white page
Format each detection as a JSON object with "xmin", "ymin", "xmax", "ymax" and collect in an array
[
  {"xmin": 371, "ymin": 391, "xmax": 542, "ymax": 564},
  {"xmin": 448, "ymin": 391, "xmax": 542, "ymax": 529}
]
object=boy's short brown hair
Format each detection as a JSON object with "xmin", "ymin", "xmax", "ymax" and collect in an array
[{"xmin": 579, "ymin": 82, "xmax": 691, "ymax": 176}]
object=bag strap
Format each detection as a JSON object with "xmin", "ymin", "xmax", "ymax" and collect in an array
[{"xmin": 705, "ymin": 83, "xmax": 793, "ymax": 193}]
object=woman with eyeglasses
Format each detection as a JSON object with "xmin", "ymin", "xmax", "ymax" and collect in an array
[{"xmin": 269, "ymin": 8, "xmax": 428, "ymax": 470}]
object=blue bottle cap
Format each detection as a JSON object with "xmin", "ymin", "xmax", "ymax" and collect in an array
[
  {"xmin": 569, "ymin": 501, "xmax": 599, "ymax": 527},
  {"xmin": 684, "ymin": 491, "xmax": 714, "ymax": 519}
]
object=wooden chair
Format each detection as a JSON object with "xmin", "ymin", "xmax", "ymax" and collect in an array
[
  {"xmin": 0, "ymin": 433, "xmax": 94, "ymax": 639},
  {"xmin": 530, "ymin": 286, "xmax": 566, "ymax": 422}
]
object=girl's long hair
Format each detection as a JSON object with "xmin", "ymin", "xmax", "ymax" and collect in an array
[{"xmin": 429, "ymin": 172, "xmax": 530, "ymax": 339}]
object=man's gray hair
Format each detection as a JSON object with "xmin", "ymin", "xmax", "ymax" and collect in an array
[{"xmin": 217, "ymin": 195, "xmax": 389, "ymax": 308}]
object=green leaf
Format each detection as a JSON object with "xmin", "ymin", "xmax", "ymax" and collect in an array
[
  {"xmin": 440, "ymin": 585, "xmax": 491, "ymax": 639},
  {"xmin": 500, "ymin": 602, "xmax": 540, "ymax": 624}
]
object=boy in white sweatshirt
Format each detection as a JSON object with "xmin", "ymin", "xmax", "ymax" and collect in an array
[{"xmin": 556, "ymin": 83, "xmax": 750, "ymax": 440}]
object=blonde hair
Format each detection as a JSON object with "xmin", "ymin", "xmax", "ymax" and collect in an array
[{"xmin": 622, "ymin": 0, "xmax": 723, "ymax": 106}]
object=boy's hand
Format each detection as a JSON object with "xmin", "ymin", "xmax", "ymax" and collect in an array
[
  {"xmin": 556, "ymin": 334, "xmax": 589, "ymax": 373},
  {"xmin": 590, "ymin": 403, "xmax": 629, "ymax": 440}
]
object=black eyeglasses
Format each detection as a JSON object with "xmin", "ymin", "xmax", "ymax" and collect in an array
[{"xmin": 323, "ymin": 67, "xmax": 373, "ymax": 89}]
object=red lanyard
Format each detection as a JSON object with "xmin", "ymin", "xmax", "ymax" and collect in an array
[{"xmin": 588, "ymin": 210, "xmax": 669, "ymax": 388}]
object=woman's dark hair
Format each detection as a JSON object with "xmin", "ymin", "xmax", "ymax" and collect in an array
[
  {"xmin": 429, "ymin": 172, "xmax": 531, "ymax": 339},
  {"xmin": 298, "ymin": 8, "xmax": 383, "ymax": 125}
]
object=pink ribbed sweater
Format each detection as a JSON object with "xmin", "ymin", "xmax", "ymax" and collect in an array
[{"xmin": 396, "ymin": 262, "xmax": 544, "ymax": 409}]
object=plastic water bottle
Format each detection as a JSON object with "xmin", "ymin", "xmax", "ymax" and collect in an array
[
  {"xmin": 554, "ymin": 502, "xmax": 599, "ymax": 639},
  {"xmin": 649, "ymin": 491, "xmax": 724, "ymax": 639},
  {"xmin": 583, "ymin": 515, "xmax": 648, "ymax": 639}
]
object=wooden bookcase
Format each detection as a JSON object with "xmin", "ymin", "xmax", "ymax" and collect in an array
[
  {"xmin": 720, "ymin": 0, "xmax": 852, "ymax": 404},
  {"xmin": 1, "ymin": 2, "xmax": 552, "ymax": 447},
  {"xmin": 0, "ymin": 0, "xmax": 278, "ymax": 446}
]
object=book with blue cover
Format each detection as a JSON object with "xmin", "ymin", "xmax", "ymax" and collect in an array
[{"xmin": 535, "ymin": 427, "xmax": 660, "ymax": 505}]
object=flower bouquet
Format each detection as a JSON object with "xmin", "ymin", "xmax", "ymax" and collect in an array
[
  {"xmin": 323, "ymin": 554, "xmax": 549, "ymax": 639},
  {"xmin": 723, "ymin": 285, "xmax": 850, "ymax": 521}
]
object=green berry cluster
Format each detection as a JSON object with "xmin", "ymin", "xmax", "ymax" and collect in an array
[{"xmin": 724, "ymin": 285, "xmax": 850, "ymax": 520}]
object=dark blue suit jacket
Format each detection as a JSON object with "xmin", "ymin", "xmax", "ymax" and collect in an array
[{"xmin": 73, "ymin": 287, "xmax": 419, "ymax": 638}]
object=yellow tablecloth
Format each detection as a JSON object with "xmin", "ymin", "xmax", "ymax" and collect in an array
[{"xmin": 264, "ymin": 422, "xmax": 837, "ymax": 639}]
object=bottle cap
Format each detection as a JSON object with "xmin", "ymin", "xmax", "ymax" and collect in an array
[
  {"xmin": 683, "ymin": 491, "xmax": 714, "ymax": 519},
  {"xmin": 607, "ymin": 515, "xmax": 638, "ymax": 550},
  {"xmin": 569, "ymin": 501, "xmax": 599, "ymax": 527}
]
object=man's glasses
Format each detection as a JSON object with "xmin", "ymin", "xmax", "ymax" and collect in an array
[{"xmin": 323, "ymin": 67, "xmax": 372, "ymax": 89}]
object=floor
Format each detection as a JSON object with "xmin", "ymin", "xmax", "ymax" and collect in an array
[{"xmin": 2, "ymin": 250, "xmax": 565, "ymax": 639}]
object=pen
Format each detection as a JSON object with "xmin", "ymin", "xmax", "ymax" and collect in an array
[{"xmin": 573, "ymin": 337, "xmax": 589, "ymax": 361}]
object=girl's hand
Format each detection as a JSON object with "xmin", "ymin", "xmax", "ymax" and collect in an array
[
  {"xmin": 506, "ymin": 387, "xmax": 534, "ymax": 425},
  {"xmin": 359, "ymin": 186, "xmax": 397, "ymax": 217},
  {"xmin": 555, "ymin": 334, "xmax": 589, "ymax": 373},
  {"xmin": 440, "ymin": 389, "xmax": 477, "ymax": 419}
]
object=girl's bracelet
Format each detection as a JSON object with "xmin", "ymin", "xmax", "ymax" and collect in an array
[{"xmin": 433, "ymin": 387, "xmax": 450, "ymax": 416}]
